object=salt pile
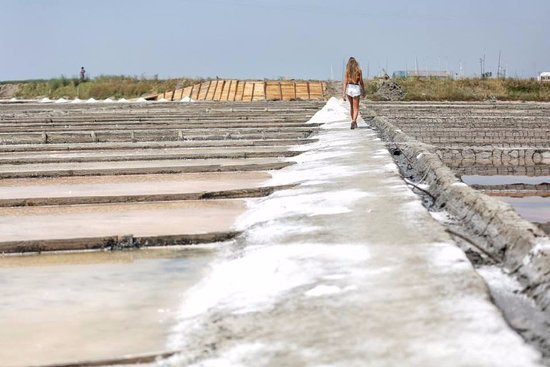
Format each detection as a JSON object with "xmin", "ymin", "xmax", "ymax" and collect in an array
[
  {"xmin": 55, "ymin": 98, "xmax": 68, "ymax": 103},
  {"xmin": 9, "ymin": 97, "xmax": 17, "ymax": 102},
  {"xmin": 86, "ymin": 98, "xmax": 97, "ymax": 103},
  {"xmin": 39, "ymin": 97, "xmax": 51, "ymax": 103},
  {"xmin": 135, "ymin": 97, "xmax": 147, "ymax": 103},
  {"xmin": 104, "ymin": 98, "xmax": 115, "ymax": 103},
  {"xmin": 181, "ymin": 96, "xmax": 194, "ymax": 103},
  {"xmin": 71, "ymin": 98, "xmax": 82, "ymax": 104},
  {"xmin": 117, "ymin": 98, "xmax": 129, "ymax": 103},
  {"xmin": 157, "ymin": 98, "xmax": 169, "ymax": 102}
]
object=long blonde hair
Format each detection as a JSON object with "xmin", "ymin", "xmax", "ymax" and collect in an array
[{"xmin": 345, "ymin": 57, "xmax": 362, "ymax": 83}]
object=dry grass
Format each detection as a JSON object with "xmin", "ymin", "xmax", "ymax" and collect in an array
[
  {"xmin": 10, "ymin": 76, "xmax": 203, "ymax": 99},
  {"xmin": 364, "ymin": 78, "xmax": 550, "ymax": 102}
]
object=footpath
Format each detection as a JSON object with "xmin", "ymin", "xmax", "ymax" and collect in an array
[{"xmin": 162, "ymin": 98, "xmax": 544, "ymax": 367}]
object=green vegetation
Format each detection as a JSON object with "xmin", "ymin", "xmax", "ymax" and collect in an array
[
  {"xmin": 365, "ymin": 78, "xmax": 550, "ymax": 102},
  {"xmin": 4, "ymin": 76, "xmax": 202, "ymax": 100}
]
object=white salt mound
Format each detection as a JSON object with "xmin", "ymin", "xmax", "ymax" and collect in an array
[
  {"xmin": 135, "ymin": 97, "xmax": 147, "ymax": 103},
  {"xmin": 40, "ymin": 97, "xmax": 51, "ymax": 103},
  {"xmin": 55, "ymin": 98, "xmax": 67, "ymax": 103},
  {"xmin": 71, "ymin": 98, "xmax": 82, "ymax": 104},
  {"xmin": 9, "ymin": 97, "xmax": 17, "ymax": 102},
  {"xmin": 158, "ymin": 98, "xmax": 169, "ymax": 102},
  {"xmin": 104, "ymin": 98, "xmax": 115, "ymax": 103},
  {"xmin": 86, "ymin": 98, "xmax": 97, "ymax": 103},
  {"xmin": 181, "ymin": 96, "xmax": 194, "ymax": 102},
  {"xmin": 117, "ymin": 98, "xmax": 129, "ymax": 103}
]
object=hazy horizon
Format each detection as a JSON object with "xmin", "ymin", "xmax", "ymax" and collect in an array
[{"xmin": 1, "ymin": 0, "xmax": 548, "ymax": 81}]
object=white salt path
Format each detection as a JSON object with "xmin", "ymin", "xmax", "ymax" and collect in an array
[{"xmin": 163, "ymin": 98, "xmax": 543, "ymax": 367}]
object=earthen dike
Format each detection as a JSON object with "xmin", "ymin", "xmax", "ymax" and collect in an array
[{"xmin": 364, "ymin": 100, "xmax": 550, "ymax": 319}]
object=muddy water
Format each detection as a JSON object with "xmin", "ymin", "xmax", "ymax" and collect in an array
[
  {"xmin": 0, "ymin": 247, "xmax": 217, "ymax": 366},
  {"xmin": 462, "ymin": 175, "xmax": 550, "ymax": 186},
  {"xmin": 496, "ymin": 196, "xmax": 550, "ymax": 224},
  {"xmin": 461, "ymin": 175, "xmax": 550, "ymax": 228}
]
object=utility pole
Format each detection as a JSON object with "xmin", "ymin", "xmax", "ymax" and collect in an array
[
  {"xmin": 479, "ymin": 58, "xmax": 483, "ymax": 78},
  {"xmin": 497, "ymin": 50, "xmax": 502, "ymax": 79},
  {"xmin": 479, "ymin": 55, "xmax": 486, "ymax": 78}
]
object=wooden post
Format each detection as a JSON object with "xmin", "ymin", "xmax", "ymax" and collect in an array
[
  {"xmin": 263, "ymin": 81, "xmax": 267, "ymax": 101},
  {"xmin": 189, "ymin": 84, "xmax": 194, "ymax": 99},
  {"xmin": 233, "ymin": 80, "xmax": 239, "ymax": 101},
  {"xmin": 171, "ymin": 87, "xmax": 176, "ymax": 101},
  {"xmin": 196, "ymin": 82, "xmax": 202, "ymax": 100},
  {"xmin": 241, "ymin": 81, "xmax": 246, "ymax": 101},
  {"xmin": 307, "ymin": 81, "xmax": 311, "ymax": 99},
  {"xmin": 321, "ymin": 82, "xmax": 325, "ymax": 98},
  {"xmin": 212, "ymin": 80, "xmax": 220, "ymax": 101},
  {"xmin": 251, "ymin": 82, "xmax": 255, "ymax": 101},
  {"xmin": 225, "ymin": 80, "xmax": 233, "ymax": 101},
  {"xmin": 204, "ymin": 81, "xmax": 212, "ymax": 100},
  {"xmin": 218, "ymin": 80, "xmax": 226, "ymax": 101},
  {"xmin": 278, "ymin": 82, "xmax": 283, "ymax": 101},
  {"xmin": 293, "ymin": 82, "xmax": 297, "ymax": 100}
]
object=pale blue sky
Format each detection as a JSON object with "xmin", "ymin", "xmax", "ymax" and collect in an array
[{"xmin": 0, "ymin": 0, "xmax": 548, "ymax": 80}]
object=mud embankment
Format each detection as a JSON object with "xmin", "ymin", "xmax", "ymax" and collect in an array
[{"xmin": 366, "ymin": 110, "xmax": 550, "ymax": 313}]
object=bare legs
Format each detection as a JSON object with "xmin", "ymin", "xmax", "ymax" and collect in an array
[{"xmin": 348, "ymin": 96, "xmax": 360, "ymax": 129}]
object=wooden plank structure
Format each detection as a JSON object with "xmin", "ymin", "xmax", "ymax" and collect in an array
[{"xmin": 157, "ymin": 80, "xmax": 328, "ymax": 102}]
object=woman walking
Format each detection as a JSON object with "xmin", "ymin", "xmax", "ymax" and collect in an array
[{"xmin": 342, "ymin": 57, "xmax": 365, "ymax": 129}]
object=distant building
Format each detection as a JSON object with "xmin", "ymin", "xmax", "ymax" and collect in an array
[
  {"xmin": 539, "ymin": 72, "xmax": 550, "ymax": 82},
  {"xmin": 392, "ymin": 70, "xmax": 452, "ymax": 79},
  {"xmin": 392, "ymin": 71, "xmax": 408, "ymax": 79}
]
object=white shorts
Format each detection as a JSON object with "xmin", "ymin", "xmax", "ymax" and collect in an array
[{"xmin": 346, "ymin": 84, "xmax": 361, "ymax": 98}]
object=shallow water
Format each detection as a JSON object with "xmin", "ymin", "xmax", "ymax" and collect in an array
[
  {"xmin": 461, "ymin": 175, "xmax": 550, "ymax": 227},
  {"xmin": 462, "ymin": 175, "xmax": 550, "ymax": 186},
  {"xmin": 0, "ymin": 247, "xmax": 217, "ymax": 366},
  {"xmin": 494, "ymin": 196, "xmax": 550, "ymax": 224}
]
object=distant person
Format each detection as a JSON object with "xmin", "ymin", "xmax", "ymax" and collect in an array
[
  {"xmin": 80, "ymin": 66, "xmax": 86, "ymax": 81},
  {"xmin": 342, "ymin": 57, "xmax": 365, "ymax": 129}
]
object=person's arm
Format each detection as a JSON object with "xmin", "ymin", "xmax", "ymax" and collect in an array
[{"xmin": 342, "ymin": 74, "xmax": 347, "ymax": 101}]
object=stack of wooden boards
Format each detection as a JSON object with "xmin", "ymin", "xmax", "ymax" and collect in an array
[{"xmin": 157, "ymin": 80, "xmax": 328, "ymax": 101}]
